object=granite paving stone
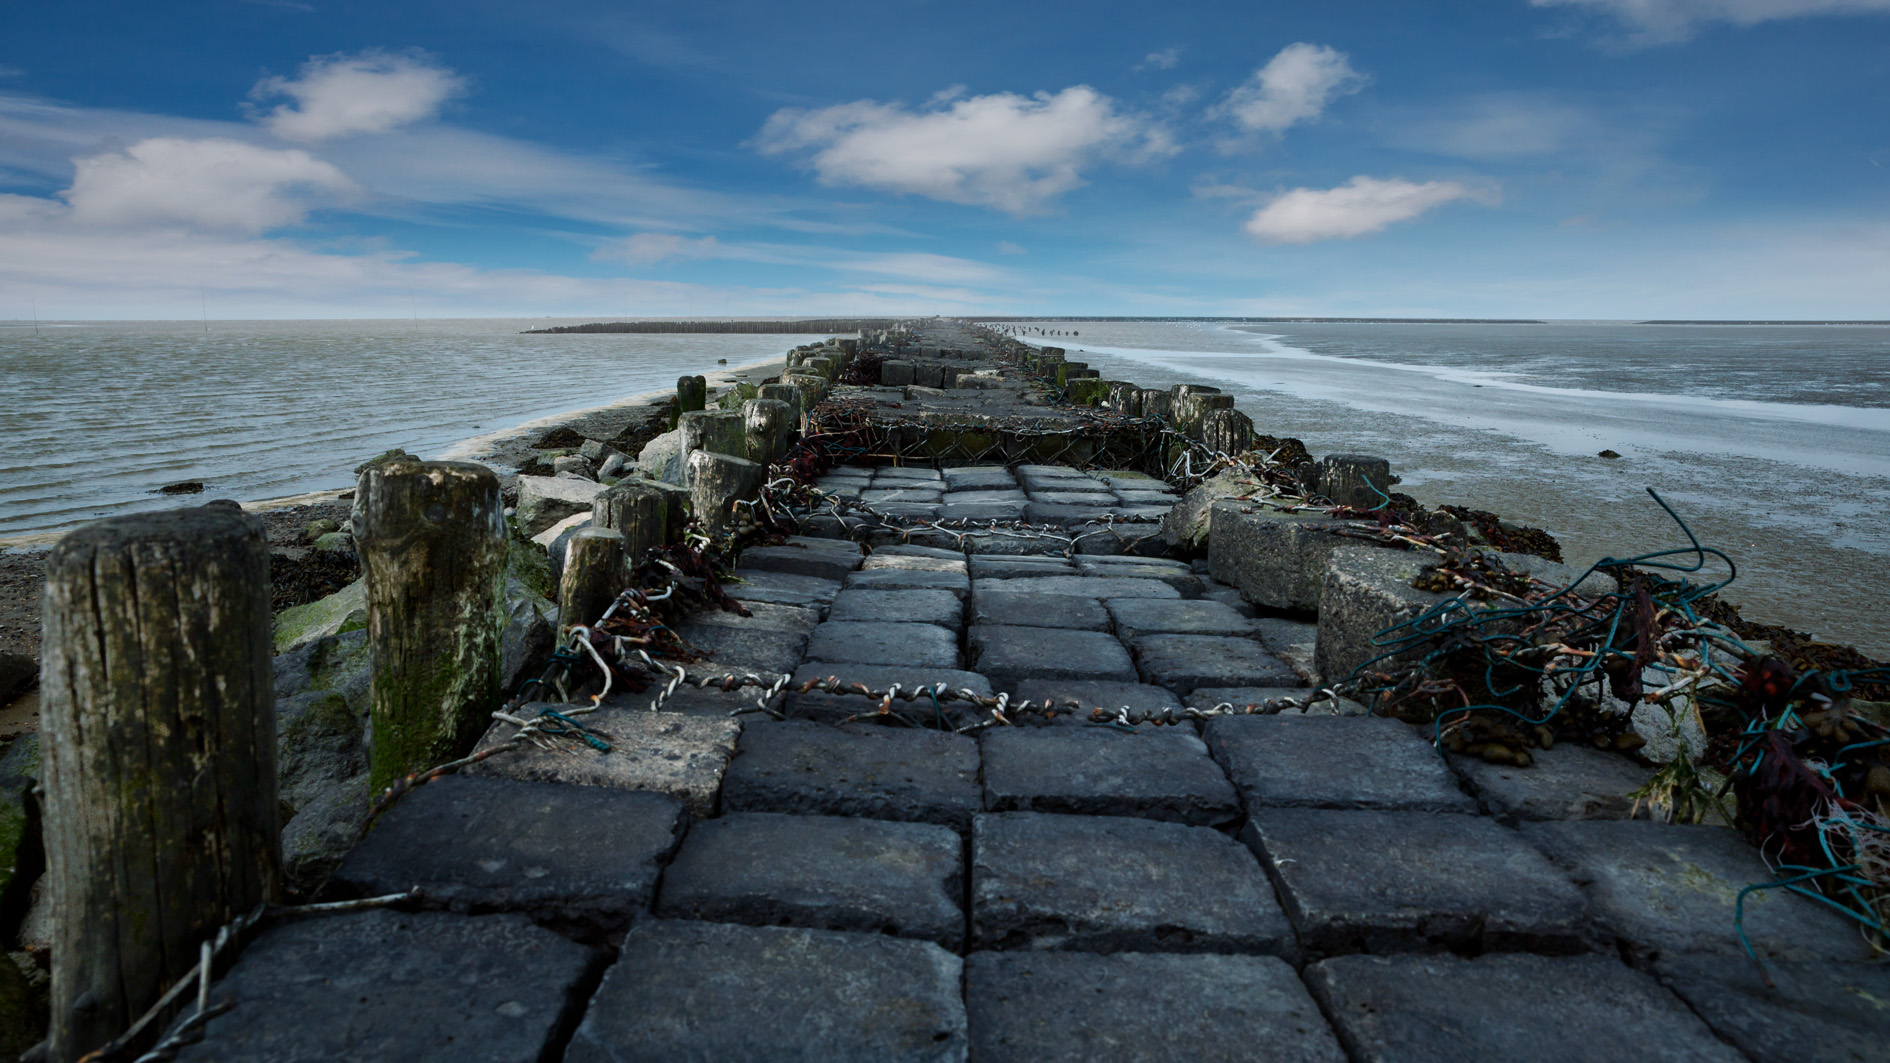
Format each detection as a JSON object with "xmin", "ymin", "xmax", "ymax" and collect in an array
[
  {"xmin": 965, "ymin": 951, "xmax": 1346, "ymax": 1063},
  {"xmin": 969, "ymin": 589, "xmax": 1109, "ymax": 630},
  {"xmin": 873, "ymin": 543, "xmax": 967, "ymax": 561},
  {"xmin": 938, "ymin": 502, "xmax": 1029, "ymax": 521},
  {"xmin": 170, "ymin": 910, "xmax": 593, "ymax": 1063},
  {"xmin": 974, "ymin": 575, "xmax": 1181, "ymax": 599},
  {"xmin": 844, "ymin": 566, "xmax": 972, "ymax": 597},
  {"xmin": 656, "ymin": 811, "xmax": 964, "ymax": 947},
  {"xmin": 737, "ymin": 535, "xmax": 865, "ymax": 583},
  {"xmin": 966, "ymin": 555, "xmax": 1074, "ymax": 579},
  {"xmin": 1113, "ymin": 489, "xmax": 1180, "ymax": 505},
  {"xmin": 1205, "ymin": 715, "xmax": 1479, "ymax": 813},
  {"xmin": 725, "ymin": 568, "xmax": 842, "ymax": 611},
  {"xmin": 637, "ymin": 682, "xmax": 783, "ymax": 717},
  {"xmin": 1451, "ymin": 744, "xmax": 1654, "ymax": 824},
  {"xmin": 942, "ymin": 488, "xmax": 1028, "ymax": 503},
  {"xmin": 969, "ymin": 624, "xmax": 1138, "ymax": 688},
  {"xmin": 671, "ymin": 621, "xmax": 808, "ymax": 675},
  {"xmin": 1254, "ymin": 616, "xmax": 1319, "ymax": 652},
  {"xmin": 1187, "ymin": 686, "xmax": 1308, "ymax": 710},
  {"xmin": 1243, "ymin": 807, "xmax": 1590, "ymax": 957},
  {"xmin": 805, "ymin": 620, "xmax": 962, "ymax": 669},
  {"xmin": 1026, "ymin": 490, "xmax": 1120, "ymax": 506},
  {"xmin": 828, "ymin": 588, "xmax": 966, "ymax": 628},
  {"xmin": 1521, "ymin": 819, "xmax": 1878, "ymax": 962},
  {"xmin": 469, "ymin": 706, "xmax": 740, "ymax": 819},
  {"xmin": 859, "ymin": 553, "xmax": 966, "ymax": 574},
  {"xmin": 872, "ymin": 502, "xmax": 942, "ymax": 519},
  {"xmin": 685, "ymin": 599, "xmax": 823, "ymax": 635},
  {"xmin": 1075, "ymin": 563, "xmax": 1202, "ymax": 596},
  {"xmin": 1305, "ymin": 953, "xmax": 1744, "ymax": 1063},
  {"xmin": 332, "ymin": 775, "xmax": 682, "ymax": 932},
  {"xmin": 971, "ymin": 811, "xmax": 1296, "ymax": 958},
  {"xmin": 722, "ymin": 718, "xmax": 982, "ymax": 827},
  {"xmin": 981, "ymin": 727, "xmax": 1239, "ymax": 824},
  {"xmin": 1025, "ymin": 502, "xmax": 1120, "ymax": 525},
  {"xmin": 861, "ymin": 487, "xmax": 946, "ymax": 505},
  {"xmin": 1131, "ymin": 633, "xmax": 1299, "ymax": 694},
  {"xmin": 1012, "ymin": 679, "xmax": 1186, "ymax": 726},
  {"xmin": 873, "ymin": 466, "xmax": 943, "ymax": 481},
  {"xmin": 1106, "ymin": 598, "xmax": 1260, "ymax": 639},
  {"xmin": 959, "ymin": 534, "xmax": 1067, "ymax": 556},
  {"xmin": 566, "ymin": 920, "xmax": 966, "ymax": 1063},
  {"xmin": 1655, "ymin": 954, "xmax": 1890, "ymax": 1063},
  {"xmin": 1111, "ymin": 505, "xmax": 1175, "ymax": 522},
  {"xmin": 782, "ymin": 663, "xmax": 994, "ymax": 728},
  {"xmin": 941, "ymin": 466, "xmax": 1017, "ymax": 490}
]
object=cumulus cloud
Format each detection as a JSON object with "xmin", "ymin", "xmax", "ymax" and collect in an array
[
  {"xmin": 252, "ymin": 50, "xmax": 464, "ymax": 142},
  {"xmin": 63, "ymin": 137, "xmax": 359, "ymax": 232},
  {"xmin": 1532, "ymin": 0, "xmax": 1890, "ymax": 42},
  {"xmin": 754, "ymin": 86, "xmax": 1170, "ymax": 215},
  {"xmin": 1243, "ymin": 176, "xmax": 1488, "ymax": 244},
  {"xmin": 1212, "ymin": 43, "xmax": 1366, "ymax": 138},
  {"xmin": 596, "ymin": 232, "xmax": 725, "ymax": 265}
]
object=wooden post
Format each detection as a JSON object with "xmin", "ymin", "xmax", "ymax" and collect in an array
[
  {"xmin": 592, "ymin": 481, "xmax": 669, "ymax": 572},
  {"xmin": 40, "ymin": 506, "xmax": 279, "ymax": 1063},
  {"xmin": 1202, "ymin": 408, "xmax": 1255, "ymax": 457},
  {"xmin": 743, "ymin": 398, "xmax": 792, "ymax": 467},
  {"xmin": 688, "ymin": 451, "xmax": 765, "ymax": 533},
  {"xmin": 352, "ymin": 460, "xmax": 507, "ymax": 793},
  {"xmin": 676, "ymin": 375, "xmax": 707, "ymax": 414},
  {"xmin": 558, "ymin": 528, "xmax": 626, "ymax": 631}
]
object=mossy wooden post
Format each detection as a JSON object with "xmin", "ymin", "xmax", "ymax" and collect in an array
[
  {"xmin": 558, "ymin": 528, "xmax": 626, "ymax": 631},
  {"xmin": 40, "ymin": 506, "xmax": 279, "ymax": 1063},
  {"xmin": 593, "ymin": 481, "xmax": 669, "ymax": 575},
  {"xmin": 353, "ymin": 460, "xmax": 506, "ymax": 794},
  {"xmin": 743, "ymin": 398, "xmax": 792, "ymax": 467},
  {"xmin": 676, "ymin": 375, "xmax": 707, "ymax": 414}
]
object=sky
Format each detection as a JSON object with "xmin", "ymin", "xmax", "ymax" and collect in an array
[{"xmin": 1, "ymin": 0, "xmax": 1887, "ymax": 319}]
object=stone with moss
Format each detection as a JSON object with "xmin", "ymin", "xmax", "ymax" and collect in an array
[{"xmin": 273, "ymin": 578, "xmax": 367, "ymax": 654}]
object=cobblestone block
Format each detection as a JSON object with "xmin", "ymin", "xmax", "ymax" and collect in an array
[
  {"xmin": 969, "ymin": 589, "xmax": 1109, "ymax": 630},
  {"xmin": 687, "ymin": 599, "xmax": 822, "ymax": 635},
  {"xmin": 966, "ymin": 951, "xmax": 1345, "ymax": 1063},
  {"xmin": 982, "ymin": 727, "xmax": 1239, "ymax": 824},
  {"xmin": 1206, "ymin": 501, "xmax": 1359, "ymax": 613},
  {"xmin": 966, "ymin": 555, "xmax": 1074, "ymax": 579},
  {"xmin": 971, "ymin": 812, "xmax": 1295, "ymax": 958},
  {"xmin": 969, "ymin": 624, "xmax": 1137, "ymax": 688},
  {"xmin": 874, "ymin": 466, "xmax": 942, "ymax": 481},
  {"xmin": 1656, "ymin": 954, "xmax": 1890, "ymax": 1063},
  {"xmin": 860, "ymin": 553, "xmax": 967, "ymax": 574},
  {"xmin": 470, "ymin": 706, "xmax": 740, "ymax": 819},
  {"xmin": 938, "ymin": 501, "xmax": 1029, "ymax": 521},
  {"xmin": 828, "ymin": 588, "xmax": 966, "ymax": 628},
  {"xmin": 1106, "ymin": 598, "xmax": 1260, "ymax": 640},
  {"xmin": 1305, "ymin": 953, "xmax": 1743, "ymax": 1063},
  {"xmin": 1131, "ymin": 633, "xmax": 1299, "ymax": 694},
  {"xmin": 725, "ymin": 568, "xmax": 842, "ymax": 611},
  {"xmin": 974, "ymin": 575, "xmax": 1180, "ymax": 600},
  {"xmin": 656, "ymin": 812, "xmax": 964, "ymax": 948},
  {"xmin": 1027, "ymin": 490, "xmax": 1118, "ymax": 506},
  {"xmin": 942, "ymin": 488, "xmax": 1028, "ymax": 504},
  {"xmin": 844, "ymin": 566, "xmax": 972, "ymax": 597},
  {"xmin": 1451, "ymin": 744, "xmax": 1654, "ymax": 824},
  {"xmin": 862, "ymin": 486, "xmax": 946, "ymax": 505},
  {"xmin": 806, "ymin": 620, "xmax": 962, "ymax": 669},
  {"xmin": 722, "ymin": 718, "xmax": 982, "ymax": 827},
  {"xmin": 1025, "ymin": 502, "xmax": 1120, "ymax": 525},
  {"xmin": 1204, "ymin": 715, "xmax": 1478, "ymax": 813},
  {"xmin": 1243, "ymin": 807, "xmax": 1589, "ymax": 957},
  {"xmin": 567, "ymin": 921, "xmax": 966, "ymax": 1063},
  {"xmin": 671, "ymin": 621, "xmax": 808, "ymax": 675},
  {"xmin": 941, "ymin": 466, "xmax": 1017, "ymax": 489},
  {"xmin": 874, "ymin": 543, "xmax": 966, "ymax": 560},
  {"xmin": 738, "ymin": 536, "xmax": 865, "ymax": 582}
]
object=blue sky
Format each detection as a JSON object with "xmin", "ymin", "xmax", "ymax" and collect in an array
[{"xmin": 2, "ymin": 0, "xmax": 1887, "ymax": 318}]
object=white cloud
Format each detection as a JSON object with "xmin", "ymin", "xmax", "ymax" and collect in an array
[
  {"xmin": 1532, "ymin": 0, "xmax": 1890, "ymax": 42},
  {"xmin": 754, "ymin": 86, "xmax": 1171, "ymax": 215},
  {"xmin": 63, "ymin": 137, "xmax": 359, "ymax": 232},
  {"xmin": 252, "ymin": 50, "xmax": 464, "ymax": 142},
  {"xmin": 595, "ymin": 232, "xmax": 724, "ymax": 265},
  {"xmin": 1243, "ymin": 176, "xmax": 1488, "ymax": 244},
  {"xmin": 1137, "ymin": 47, "xmax": 1182, "ymax": 71},
  {"xmin": 1211, "ymin": 43, "xmax": 1366, "ymax": 138},
  {"xmin": 997, "ymin": 240, "xmax": 1027, "ymax": 255}
]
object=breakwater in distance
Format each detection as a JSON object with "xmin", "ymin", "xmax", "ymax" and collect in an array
[{"xmin": 523, "ymin": 318, "xmax": 909, "ymax": 334}]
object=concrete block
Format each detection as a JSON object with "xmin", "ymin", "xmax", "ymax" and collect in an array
[
  {"xmin": 1206, "ymin": 501, "xmax": 1358, "ymax": 613},
  {"xmin": 1027, "ymin": 490, "xmax": 1117, "ymax": 506},
  {"xmin": 981, "ymin": 727, "xmax": 1239, "ymax": 824},
  {"xmin": 1106, "ymin": 598, "xmax": 1260, "ymax": 640},
  {"xmin": 514, "ymin": 474, "xmax": 610, "ymax": 537},
  {"xmin": 781, "ymin": 662, "xmax": 994, "ymax": 729},
  {"xmin": 566, "ymin": 921, "xmax": 965, "ymax": 1063},
  {"xmin": 1315, "ymin": 543, "xmax": 1490, "ymax": 684},
  {"xmin": 656, "ymin": 812, "xmax": 964, "ymax": 948},
  {"xmin": 1451, "ymin": 744, "xmax": 1655, "ymax": 824},
  {"xmin": 966, "ymin": 952, "xmax": 1345, "ymax": 1063},
  {"xmin": 937, "ymin": 501, "xmax": 1028, "ymax": 521},
  {"xmin": 828, "ymin": 588, "xmax": 965, "ymax": 628},
  {"xmin": 1305, "ymin": 953, "xmax": 1743, "ymax": 1063},
  {"xmin": 805, "ymin": 620, "xmax": 961, "ymax": 669},
  {"xmin": 971, "ymin": 812, "xmax": 1295, "ymax": 959},
  {"xmin": 1072, "ymin": 561, "xmax": 1202, "ymax": 596},
  {"xmin": 1204, "ymin": 715, "xmax": 1478, "ymax": 813},
  {"xmin": 171, "ymin": 911, "xmax": 591, "ymax": 1063},
  {"xmin": 940, "ymin": 488, "xmax": 1028, "ymax": 504},
  {"xmin": 941, "ymin": 466, "xmax": 1017, "ymax": 490},
  {"xmin": 1243, "ymin": 808, "xmax": 1589, "ymax": 957},
  {"xmin": 332, "ymin": 775, "xmax": 681, "ymax": 933},
  {"xmin": 1521, "ymin": 820, "xmax": 1878, "ymax": 962},
  {"xmin": 881, "ymin": 360, "xmax": 916, "ymax": 386},
  {"xmin": 670, "ymin": 620, "xmax": 807, "ymax": 676},
  {"xmin": 686, "ymin": 600, "xmax": 821, "ymax": 635},
  {"xmin": 722, "ymin": 718, "xmax": 982, "ymax": 828},
  {"xmin": 469, "ymin": 706, "xmax": 740, "ymax": 820},
  {"xmin": 862, "ymin": 486, "xmax": 946, "ymax": 505},
  {"xmin": 859, "ymin": 553, "xmax": 965, "ymax": 574},
  {"xmin": 965, "ymin": 558, "xmax": 1075, "ymax": 582},
  {"xmin": 874, "ymin": 466, "xmax": 944, "ymax": 481},
  {"xmin": 1656, "ymin": 954, "xmax": 1890, "ymax": 1063},
  {"xmin": 738, "ymin": 535, "xmax": 864, "ymax": 582},
  {"xmin": 973, "ymin": 575, "xmax": 1180, "ymax": 600},
  {"xmin": 969, "ymin": 624, "xmax": 1137, "ymax": 688},
  {"xmin": 873, "ymin": 543, "xmax": 964, "ymax": 559},
  {"xmin": 844, "ymin": 567, "xmax": 971, "ymax": 597},
  {"xmin": 1131, "ymin": 633, "xmax": 1300, "ymax": 695},
  {"xmin": 725, "ymin": 568, "xmax": 842, "ymax": 611},
  {"xmin": 969, "ymin": 589, "xmax": 1108, "ymax": 630}
]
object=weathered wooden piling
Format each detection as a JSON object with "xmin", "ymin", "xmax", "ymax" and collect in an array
[
  {"xmin": 743, "ymin": 398, "xmax": 793, "ymax": 467},
  {"xmin": 593, "ymin": 480, "xmax": 670, "ymax": 572},
  {"xmin": 689, "ymin": 450, "xmax": 765, "ymax": 532},
  {"xmin": 757, "ymin": 382, "xmax": 804, "ymax": 428},
  {"xmin": 352, "ymin": 460, "xmax": 507, "ymax": 793},
  {"xmin": 1203, "ymin": 408, "xmax": 1256, "ymax": 456},
  {"xmin": 676, "ymin": 375, "xmax": 707, "ymax": 414},
  {"xmin": 558, "ymin": 527, "xmax": 627, "ymax": 630},
  {"xmin": 40, "ymin": 506, "xmax": 280, "ymax": 1062}
]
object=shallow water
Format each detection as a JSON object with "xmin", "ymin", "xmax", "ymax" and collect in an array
[
  {"xmin": 998, "ymin": 320, "xmax": 1890, "ymax": 657},
  {"xmin": 0, "ymin": 318, "xmax": 805, "ymax": 540}
]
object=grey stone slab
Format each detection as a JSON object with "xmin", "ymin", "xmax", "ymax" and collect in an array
[
  {"xmin": 1025, "ymin": 502, "xmax": 1119, "ymax": 525},
  {"xmin": 1106, "ymin": 598, "xmax": 1260, "ymax": 639},
  {"xmin": 874, "ymin": 543, "xmax": 967, "ymax": 561},
  {"xmin": 737, "ymin": 535, "xmax": 865, "ymax": 583},
  {"xmin": 1074, "ymin": 553, "xmax": 1191, "ymax": 571},
  {"xmin": 1027, "ymin": 490, "xmax": 1119, "ymax": 506},
  {"xmin": 672, "ymin": 621, "xmax": 808, "ymax": 675},
  {"xmin": 981, "ymin": 727, "xmax": 1239, "ymax": 824},
  {"xmin": 874, "ymin": 466, "xmax": 944, "ymax": 481},
  {"xmin": 1452, "ymin": 744, "xmax": 1655, "ymax": 824},
  {"xmin": 938, "ymin": 501, "xmax": 1029, "ymax": 521},
  {"xmin": 828, "ymin": 588, "xmax": 966, "ymax": 628},
  {"xmin": 942, "ymin": 488, "xmax": 1028, "ymax": 504},
  {"xmin": 969, "ymin": 624, "xmax": 1137, "ymax": 688},
  {"xmin": 1131, "ymin": 633, "xmax": 1299, "ymax": 695},
  {"xmin": 656, "ymin": 812, "xmax": 964, "ymax": 947},
  {"xmin": 1012, "ymin": 679, "xmax": 1187, "ymax": 727},
  {"xmin": 1244, "ymin": 808, "xmax": 1589, "ymax": 957},
  {"xmin": 966, "ymin": 951, "xmax": 1345, "ymax": 1063},
  {"xmin": 816, "ymin": 481, "xmax": 864, "ymax": 501},
  {"xmin": 941, "ymin": 466, "xmax": 1017, "ymax": 490},
  {"xmin": 1113, "ymin": 489, "xmax": 1180, "ymax": 505},
  {"xmin": 567, "ymin": 920, "xmax": 966, "ymax": 1063},
  {"xmin": 860, "ymin": 553, "xmax": 967, "ymax": 574},
  {"xmin": 1305, "ymin": 953, "xmax": 1743, "ymax": 1063},
  {"xmin": 686, "ymin": 599, "xmax": 822, "ymax": 635},
  {"xmin": 1656, "ymin": 954, "xmax": 1890, "ymax": 1063},
  {"xmin": 959, "ymin": 534, "xmax": 1066, "ymax": 556},
  {"xmin": 1522, "ymin": 819, "xmax": 1878, "ymax": 962},
  {"xmin": 1205, "ymin": 715, "xmax": 1478, "ymax": 813},
  {"xmin": 969, "ymin": 589, "xmax": 1109, "ymax": 630},
  {"xmin": 805, "ymin": 619, "xmax": 962, "ymax": 669},
  {"xmin": 844, "ymin": 566, "xmax": 972, "ymax": 597},
  {"xmin": 966, "ymin": 555, "xmax": 1074, "ymax": 579},
  {"xmin": 333, "ymin": 775, "xmax": 681, "ymax": 932},
  {"xmin": 1253, "ymin": 615, "xmax": 1318, "ymax": 650},
  {"xmin": 782, "ymin": 662, "xmax": 994, "ymax": 728},
  {"xmin": 470, "ymin": 706, "xmax": 740, "ymax": 820},
  {"xmin": 862, "ymin": 486, "xmax": 946, "ymax": 505},
  {"xmin": 723, "ymin": 718, "xmax": 982, "ymax": 827},
  {"xmin": 171, "ymin": 910, "xmax": 592, "ymax": 1063},
  {"xmin": 975, "ymin": 575, "xmax": 1180, "ymax": 600},
  {"xmin": 873, "ymin": 502, "xmax": 942, "ymax": 519},
  {"xmin": 726, "ymin": 568, "xmax": 842, "ymax": 610},
  {"xmin": 1316, "ymin": 543, "xmax": 1506, "ymax": 685},
  {"xmin": 971, "ymin": 812, "xmax": 1295, "ymax": 959},
  {"xmin": 1187, "ymin": 686, "xmax": 1307, "ymax": 710},
  {"xmin": 1111, "ymin": 505, "xmax": 1174, "ymax": 522},
  {"xmin": 1073, "ymin": 563, "xmax": 1203, "ymax": 596},
  {"xmin": 1206, "ymin": 502, "xmax": 1359, "ymax": 613},
  {"xmin": 639, "ymin": 682, "xmax": 781, "ymax": 717}
]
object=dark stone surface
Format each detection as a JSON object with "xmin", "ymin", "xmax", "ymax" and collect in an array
[
  {"xmin": 941, "ymin": 466, "xmax": 1018, "ymax": 490},
  {"xmin": 670, "ymin": 621, "xmax": 808, "ymax": 675},
  {"xmin": 687, "ymin": 600, "xmax": 822, "ymax": 634},
  {"xmin": 1131, "ymin": 634, "xmax": 1299, "ymax": 695},
  {"xmin": 1012, "ymin": 679, "xmax": 1187, "ymax": 727},
  {"xmin": 738, "ymin": 537, "xmax": 864, "ymax": 583},
  {"xmin": 1451, "ymin": 744, "xmax": 1654, "ymax": 824},
  {"xmin": 781, "ymin": 662, "xmax": 994, "ymax": 727},
  {"xmin": 1024, "ymin": 502, "xmax": 1126, "ymax": 525},
  {"xmin": 1205, "ymin": 716, "xmax": 1478, "ymax": 813},
  {"xmin": 1305, "ymin": 953, "xmax": 1743, "ymax": 1063},
  {"xmin": 827, "ymin": 588, "xmax": 966, "ymax": 628},
  {"xmin": 1187, "ymin": 686, "xmax": 1307, "ymax": 710},
  {"xmin": 968, "ymin": 624, "xmax": 1137, "ymax": 688},
  {"xmin": 656, "ymin": 812, "xmax": 964, "ymax": 947},
  {"xmin": 171, "ymin": 910, "xmax": 594, "ymax": 1063},
  {"xmin": 873, "ymin": 543, "xmax": 967, "ymax": 561},
  {"xmin": 1242, "ymin": 808, "xmax": 1589, "ymax": 957},
  {"xmin": 566, "ymin": 920, "xmax": 966, "ymax": 1063},
  {"xmin": 726, "ymin": 568, "xmax": 842, "ymax": 610},
  {"xmin": 722, "ymin": 718, "xmax": 983, "ymax": 828},
  {"xmin": 1656, "ymin": 954, "xmax": 1890, "ymax": 1063},
  {"xmin": 966, "ymin": 555, "xmax": 1074, "ymax": 579},
  {"xmin": 805, "ymin": 620, "xmax": 962, "ymax": 669},
  {"xmin": 968, "ymin": 589, "xmax": 1109, "ymax": 630},
  {"xmin": 1105, "ymin": 597, "xmax": 1259, "ymax": 639},
  {"xmin": 1072, "ymin": 561, "xmax": 1202, "ymax": 596},
  {"xmin": 1027, "ymin": 490, "xmax": 1118, "ymax": 506},
  {"xmin": 1521, "ymin": 820, "xmax": 1878, "ymax": 962},
  {"xmin": 981, "ymin": 727, "xmax": 1240, "ymax": 824},
  {"xmin": 843, "ymin": 567, "xmax": 973, "ymax": 597},
  {"xmin": 333, "ymin": 775, "xmax": 683, "ymax": 932},
  {"xmin": 966, "ymin": 951, "xmax": 1345, "ymax": 1063},
  {"xmin": 938, "ymin": 502, "xmax": 1028, "ymax": 521},
  {"xmin": 971, "ymin": 811, "xmax": 1295, "ymax": 959}
]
